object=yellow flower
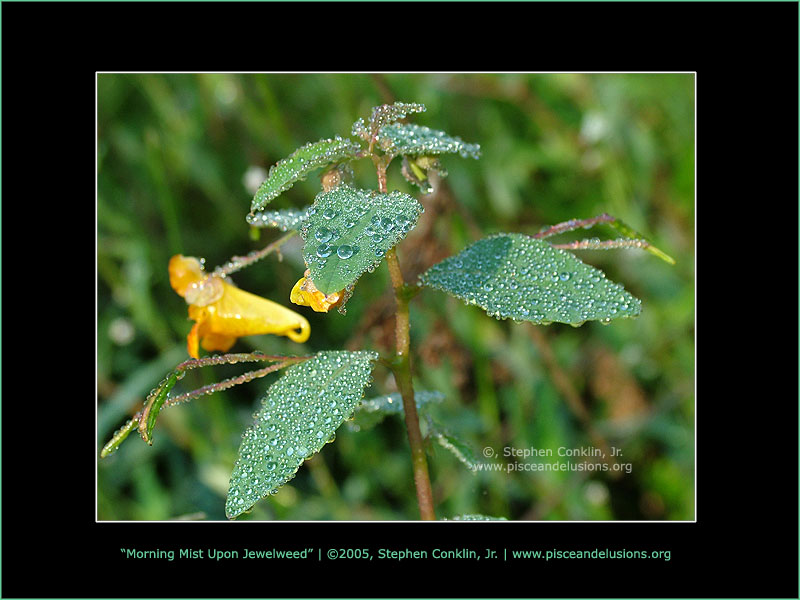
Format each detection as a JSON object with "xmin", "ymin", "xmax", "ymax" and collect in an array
[
  {"xmin": 290, "ymin": 270, "xmax": 343, "ymax": 313},
  {"xmin": 169, "ymin": 255, "xmax": 310, "ymax": 359}
]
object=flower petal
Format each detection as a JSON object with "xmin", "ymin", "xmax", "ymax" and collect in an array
[
  {"xmin": 290, "ymin": 277, "xmax": 308, "ymax": 306},
  {"xmin": 205, "ymin": 279, "xmax": 310, "ymax": 343},
  {"xmin": 290, "ymin": 276, "xmax": 341, "ymax": 313},
  {"xmin": 200, "ymin": 332, "xmax": 238, "ymax": 353},
  {"xmin": 187, "ymin": 321, "xmax": 203, "ymax": 359},
  {"xmin": 169, "ymin": 255, "xmax": 205, "ymax": 297}
]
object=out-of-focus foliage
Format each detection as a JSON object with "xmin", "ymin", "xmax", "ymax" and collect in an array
[{"xmin": 97, "ymin": 73, "xmax": 694, "ymax": 521}]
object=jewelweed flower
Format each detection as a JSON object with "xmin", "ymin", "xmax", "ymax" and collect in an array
[
  {"xmin": 169, "ymin": 255, "xmax": 310, "ymax": 358},
  {"xmin": 290, "ymin": 270, "xmax": 343, "ymax": 313}
]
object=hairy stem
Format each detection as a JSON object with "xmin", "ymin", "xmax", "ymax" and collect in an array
[
  {"xmin": 534, "ymin": 213, "xmax": 675, "ymax": 264},
  {"xmin": 533, "ymin": 214, "xmax": 616, "ymax": 239},
  {"xmin": 551, "ymin": 238, "xmax": 650, "ymax": 251},
  {"xmin": 101, "ymin": 353, "xmax": 310, "ymax": 456},
  {"xmin": 164, "ymin": 357, "xmax": 308, "ymax": 408},
  {"xmin": 375, "ymin": 155, "xmax": 436, "ymax": 520},
  {"xmin": 212, "ymin": 230, "xmax": 297, "ymax": 278}
]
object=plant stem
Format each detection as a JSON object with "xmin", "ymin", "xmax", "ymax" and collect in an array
[
  {"xmin": 164, "ymin": 357, "xmax": 308, "ymax": 408},
  {"xmin": 386, "ymin": 249, "xmax": 436, "ymax": 520},
  {"xmin": 550, "ymin": 238, "xmax": 650, "ymax": 251},
  {"xmin": 374, "ymin": 154, "xmax": 436, "ymax": 520},
  {"xmin": 212, "ymin": 230, "xmax": 297, "ymax": 278},
  {"xmin": 101, "ymin": 353, "xmax": 310, "ymax": 456}
]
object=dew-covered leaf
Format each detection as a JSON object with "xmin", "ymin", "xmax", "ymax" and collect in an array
[
  {"xmin": 445, "ymin": 514, "xmax": 508, "ymax": 521},
  {"xmin": 359, "ymin": 390, "xmax": 444, "ymax": 415},
  {"xmin": 138, "ymin": 369, "xmax": 185, "ymax": 445},
  {"xmin": 300, "ymin": 185, "xmax": 424, "ymax": 295},
  {"xmin": 250, "ymin": 137, "xmax": 361, "ymax": 213},
  {"xmin": 378, "ymin": 123, "xmax": 481, "ymax": 159},
  {"xmin": 347, "ymin": 390, "xmax": 444, "ymax": 431},
  {"xmin": 246, "ymin": 207, "xmax": 311, "ymax": 231},
  {"xmin": 420, "ymin": 233, "xmax": 641, "ymax": 325},
  {"xmin": 100, "ymin": 417, "xmax": 139, "ymax": 458},
  {"xmin": 225, "ymin": 350, "xmax": 377, "ymax": 519},
  {"xmin": 352, "ymin": 102, "xmax": 426, "ymax": 141}
]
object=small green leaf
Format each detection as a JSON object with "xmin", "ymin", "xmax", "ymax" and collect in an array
[
  {"xmin": 348, "ymin": 390, "xmax": 444, "ymax": 431},
  {"xmin": 138, "ymin": 369, "xmax": 184, "ymax": 445},
  {"xmin": 445, "ymin": 514, "xmax": 508, "ymax": 521},
  {"xmin": 420, "ymin": 233, "xmax": 641, "ymax": 325},
  {"xmin": 401, "ymin": 156, "xmax": 448, "ymax": 194},
  {"xmin": 352, "ymin": 102, "xmax": 427, "ymax": 141},
  {"xmin": 605, "ymin": 217, "xmax": 676, "ymax": 264},
  {"xmin": 378, "ymin": 123, "xmax": 481, "ymax": 159},
  {"xmin": 301, "ymin": 185, "xmax": 424, "ymax": 295},
  {"xmin": 348, "ymin": 391, "xmax": 444, "ymax": 431},
  {"xmin": 100, "ymin": 417, "xmax": 139, "ymax": 458},
  {"xmin": 225, "ymin": 350, "xmax": 378, "ymax": 519},
  {"xmin": 246, "ymin": 207, "xmax": 311, "ymax": 231},
  {"xmin": 250, "ymin": 137, "xmax": 361, "ymax": 213},
  {"xmin": 359, "ymin": 390, "xmax": 444, "ymax": 415}
]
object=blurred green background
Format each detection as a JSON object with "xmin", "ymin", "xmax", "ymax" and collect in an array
[{"xmin": 97, "ymin": 73, "xmax": 694, "ymax": 521}]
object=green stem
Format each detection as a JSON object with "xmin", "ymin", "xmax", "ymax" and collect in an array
[
  {"xmin": 375, "ymin": 154, "xmax": 436, "ymax": 521},
  {"xmin": 387, "ymin": 249, "xmax": 436, "ymax": 521}
]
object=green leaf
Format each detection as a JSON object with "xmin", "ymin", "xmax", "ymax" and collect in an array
[
  {"xmin": 250, "ymin": 137, "xmax": 361, "ymax": 213},
  {"xmin": 605, "ymin": 216, "xmax": 676, "ymax": 265},
  {"xmin": 420, "ymin": 233, "xmax": 641, "ymax": 325},
  {"xmin": 225, "ymin": 350, "xmax": 377, "ymax": 519},
  {"xmin": 301, "ymin": 185, "xmax": 424, "ymax": 295},
  {"xmin": 138, "ymin": 369, "xmax": 185, "ymax": 445},
  {"xmin": 445, "ymin": 514, "xmax": 508, "ymax": 521},
  {"xmin": 400, "ymin": 156, "xmax": 448, "ymax": 194},
  {"xmin": 377, "ymin": 123, "xmax": 481, "ymax": 159},
  {"xmin": 359, "ymin": 390, "xmax": 444, "ymax": 415},
  {"xmin": 347, "ymin": 390, "xmax": 444, "ymax": 431},
  {"xmin": 246, "ymin": 207, "xmax": 310, "ymax": 231},
  {"xmin": 100, "ymin": 417, "xmax": 139, "ymax": 458},
  {"xmin": 352, "ymin": 102, "xmax": 426, "ymax": 141}
]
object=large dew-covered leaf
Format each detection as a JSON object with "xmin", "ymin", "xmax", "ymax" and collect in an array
[
  {"xmin": 301, "ymin": 185, "xmax": 424, "ymax": 295},
  {"xmin": 378, "ymin": 123, "xmax": 481, "ymax": 159},
  {"xmin": 420, "ymin": 233, "xmax": 641, "ymax": 326},
  {"xmin": 250, "ymin": 137, "xmax": 361, "ymax": 213},
  {"xmin": 225, "ymin": 350, "xmax": 377, "ymax": 519}
]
